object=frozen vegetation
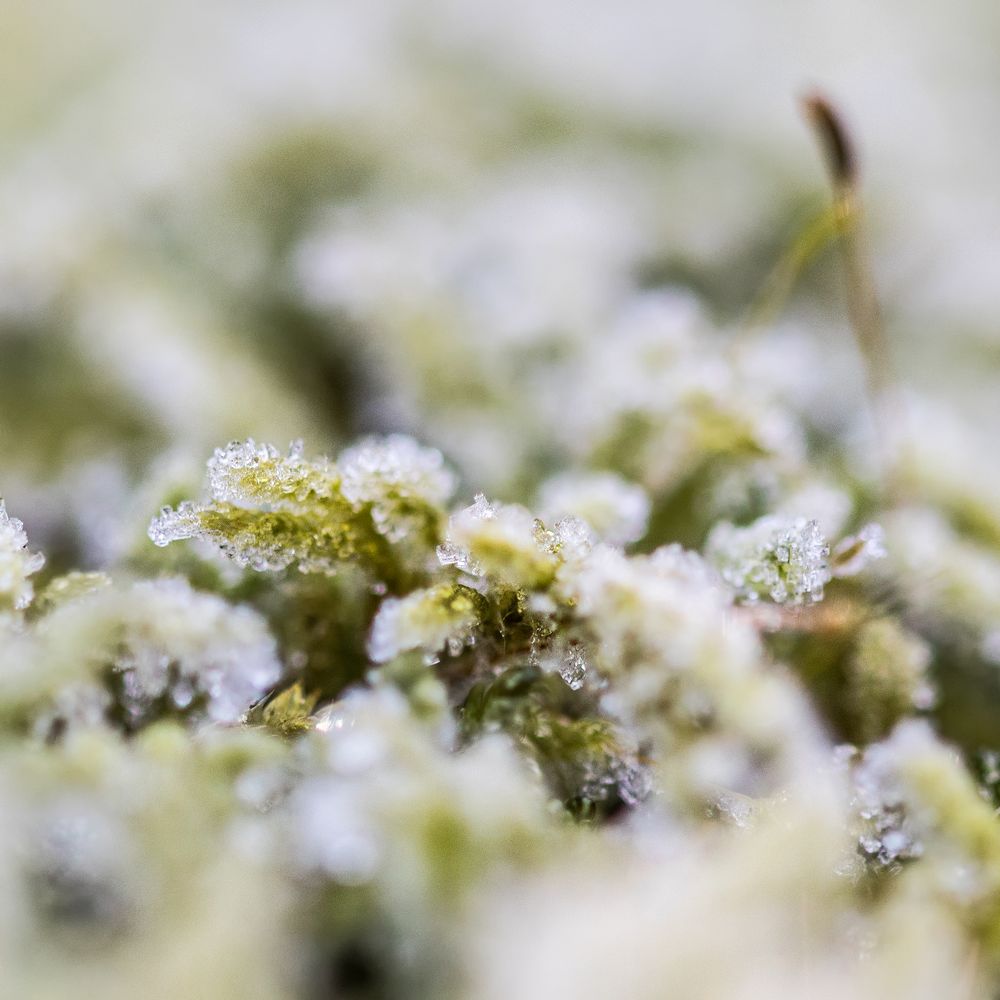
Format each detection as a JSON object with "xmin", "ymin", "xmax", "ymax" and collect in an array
[{"xmin": 4, "ymin": 2, "xmax": 1000, "ymax": 998}]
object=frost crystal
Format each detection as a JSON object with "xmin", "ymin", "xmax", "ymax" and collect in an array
[
  {"xmin": 367, "ymin": 583, "xmax": 482, "ymax": 663},
  {"xmin": 578, "ymin": 746, "xmax": 652, "ymax": 810},
  {"xmin": 337, "ymin": 434, "xmax": 456, "ymax": 542},
  {"xmin": 532, "ymin": 637, "xmax": 590, "ymax": 691},
  {"xmin": 558, "ymin": 647, "xmax": 588, "ymax": 691},
  {"xmin": 436, "ymin": 493, "xmax": 498, "ymax": 578},
  {"xmin": 0, "ymin": 500, "xmax": 45, "ymax": 618},
  {"xmin": 546, "ymin": 517, "xmax": 595, "ymax": 564},
  {"xmin": 707, "ymin": 515, "xmax": 830, "ymax": 606}
]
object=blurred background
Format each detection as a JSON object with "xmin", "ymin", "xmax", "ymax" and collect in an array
[{"xmin": 3, "ymin": 0, "xmax": 1000, "ymax": 568}]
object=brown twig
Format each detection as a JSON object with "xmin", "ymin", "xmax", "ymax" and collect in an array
[{"xmin": 802, "ymin": 92, "xmax": 897, "ymax": 499}]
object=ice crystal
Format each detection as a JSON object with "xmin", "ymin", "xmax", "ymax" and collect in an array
[
  {"xmin": 557, "ymin": 644, "xmax": 588, "ymax": 691},
  {"xmin": 577, "ymin": 748, "xmax": 652, "ymax": 811},
  {"xmin": 147, "ymin": 500, "xmax": 203, "ymax": 549},
  {"xmin": 706, "ymin": 515, "xmax": 831, "ymax": 606},
  {"xmin": 531, "ymin": 635, "xmax": 591, "ymax": 691},
  {"xmin": 0, "ymin": 501, "xmax": 45, "ymax": 618},
  {"xmin": 437, "ymin": 493, "xmax": 501, "ymax": 578}
]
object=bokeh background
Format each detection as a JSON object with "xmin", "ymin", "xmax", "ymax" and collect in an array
[{"xmin": 3, "ymin": 0, "xmax": 1000, "ymax": 562}]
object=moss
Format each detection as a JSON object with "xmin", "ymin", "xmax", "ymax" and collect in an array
[
  {"xmin": 461, "ymin": 665, "xmax": 646, "ymax": 820},
  {"xmin": 251, "ymin": 683, "xmax": 321, "ymax": 737}
]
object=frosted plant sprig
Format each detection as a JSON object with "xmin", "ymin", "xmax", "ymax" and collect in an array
[
  {"xmin": 151, "ymin": 500, "xmax": 390, "ymax": 575},
  {"xmin": 338, "ymin": 434, "xmax": 457, "ymax": 543},
  {"xmin": 367, "ymin": 583, "xmax": 485, "ymax": 664},
  {"xmin": 707, "ymin": 515, "xmax": 831, "ymax": 606},
  {"xmin": 880, "ymin": 507, "xmax": 1000, "ymax": 643},
  {"xmin": 437, "ymin": 494, "xmax": 592, "ymax": 592},
  {"xmin": 571, "ymin": 291, "xmax": 807, "ymax": 501},
  {"xmin": 206, "ymin": 439, "xmax": 339, "ymax": 508},
  {"xmin": 296, "ymin": 686, "xmax": 555, "ymax": 893},
  {"xmin": 149, "ymin": 436, "xmax": 455, "ymax": 584},
  {"xmin": 149, "ymin": 439, "xmax": 360, "ymax": 572},
  {"xmin": 565, "ymin": 542, "xmax": 823, "ymax": 801},
  {"xmin": 0, "ymin": 578, "xmax": 282, "ymax": 732},
  {"xmin": 0, "ymin": 500, "xmax": 45, "ymax": 621}
]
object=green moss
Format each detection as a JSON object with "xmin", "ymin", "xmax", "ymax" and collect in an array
[
  {"xmin": 251, "ymin": 682, "xmax": 321, "ymax": 737},
  {"xmin": 461, "ymin": 665, "xmax": 646, "ymax": 820}
]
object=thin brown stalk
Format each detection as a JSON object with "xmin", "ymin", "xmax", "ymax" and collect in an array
[{"xmin": 802, "ymin": 92, "xmax": 897, "ymax": 499}]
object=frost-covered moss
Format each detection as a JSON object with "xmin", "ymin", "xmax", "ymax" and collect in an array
[
  {"xmin": 5, "ymin": 310, "xmax": 1000, "ymax": 998},
  {"xmin": 707, "ymin": 514, "xmax": 831, "ymax": 606},
  {"xmin": 367, "ymin": 584, "xmax": 485, "ymax": 664},
  {"xmin": 0, "ymin": 575, "xmax": 282, "ymax": 735},
  {"xmin": 150, "ymin": 437, "xmax": 452, "ymax": 588},
  {"xmin": 4, "ymin": 21, "xmax": 1000, "ymax": 995}
]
